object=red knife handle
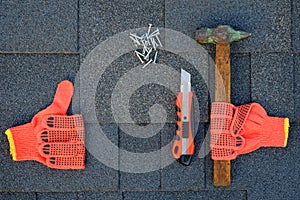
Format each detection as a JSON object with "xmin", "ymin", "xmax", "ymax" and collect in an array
[{"xmin": 172, "ymin": 91, "xmax": 195, "ymax": 164}]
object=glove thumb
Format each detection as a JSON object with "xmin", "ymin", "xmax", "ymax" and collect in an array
[{"xmin": 40, "ymin": 80, "xmax": 74, "ymax": 115}]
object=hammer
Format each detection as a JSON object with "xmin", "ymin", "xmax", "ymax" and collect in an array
[{"xmin": 195, "ymin": 25, "xmax": 250, "ymax": 186}]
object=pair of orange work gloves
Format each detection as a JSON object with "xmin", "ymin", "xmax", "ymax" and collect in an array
[
  {"xmin": 210, "ymin": 102, "xmax": 289, "ymax": 160},
  {"xmin": 4, "ymin": 80, "xmax": 290, "ymax": 166},
  {"xmin": 5, "ymin": 80, "xmax": 85, "ymax": 169}
]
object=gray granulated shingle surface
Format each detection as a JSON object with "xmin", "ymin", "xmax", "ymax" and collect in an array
[
  {"xmin": 293, "ymin": 55, "xmax": 300, "ymax": 121},
  {"xmin": 251, "ymin": 53, "xmax": 294, "ymax": 118},
  {"xmin": 83, "ymin": 50, "xmax": 209, "ymax": 124},
  {"xmin": 161, "ymin": 123, "xmax": 206, "ymax": 190},
  {"xmin": 0, "ymin": 147, "xmax": 118, "ymax": 192},
  {"xmin": 78, "ymin": 192, "xmax": 122, "ymax": 200},
  {"xmin": 0, "ymin": 192, "xmax": 36, "ymax": 200},
  {"xmin": 119, "ymin": 123, "xmax": 162, "ymax": 190},
  {"xmin": 0, "ymin": 0, "xmax": 78, "ymax": 52},
  {"xmin": 1, "ymin": 0, "xmax": 300, "ymax": 199},
  {"xmin": 123, "ymin": 191, "xmax": 247, "ymax": 200},
  {"xmin": 79, "ymin": 0, "xmax": 164, "ymax": 58},
  {"xmin": 231, "ymin": 53, "xmax": 251, "ymax": 105},
  {"xmin": 120, "ymin": 171, "xmax": 161, "ymax": 191},
  {"xmin": 36, "ymin": 192, "xmax": 77, "ymax": 200},
  {"xmin": 0, "ymin": 54, "xmax": 79, "ymax": 124},
  {"xmin": 165, "ymin": 0, "xmax": 291, "ymax": 53},
  {"xmin": 292, "ymin": 0, "xmax": 300, "ymax": 52}
]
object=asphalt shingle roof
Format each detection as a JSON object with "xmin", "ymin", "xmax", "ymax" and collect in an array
[{"xmin": 1, "ymin": 0, "xmax": 299, "ymax": 199}]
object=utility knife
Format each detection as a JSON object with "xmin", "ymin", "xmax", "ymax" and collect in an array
[{"xmin": 172, "ymin": 69, "xmax": 195, "ymax": 166}]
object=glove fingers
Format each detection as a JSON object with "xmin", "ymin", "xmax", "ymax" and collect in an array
[
  {"xmin": 46, "ymin": 156, "xmax": 85, "ymax": 169},
  {"xmin": 210, "ymin": 102, "xmax": 235, "ymax": 133},
  {"xmin": 37, "ymin": 115, "xmax": 85, "ymax": 143},
  {"xmin": 43, "ymin": 115, "xmax": 84, "ymax": 129},
  {"xmin": 211, "ymin": 102, "xmax": 235, "ymax": 116},
  {"xmin": 212, "ymin": 148, "xmax": 237, "ymax": 160},
  {"xmin": 210, "ymin": 102, "xmax": 246, "ymax": 160},
  {"xmin": 38, "ymin": 114, "xmax": 86, "ymax": 169},
  {"xmin": 231, "ymin": 103, "xmax": 251, "ymax": 136},
  {"xmin": 211, "ymin": 134, "xmax": 245, "ymax": 160},
  {"xmin": 38, "ymin": 129, "xmax": 84, "ymax": 143},
  {"xmin": 211, "ymin": 118, "xmax": 232, "ymax": 131},
  {"xmin": 211, "ymin": 131, "xmax": 244, "ymax": 149},
  {"xmin": 232, "ymin": 103, "xmax": 265, "ymax": 136},
  {"xmin": 39, "ymin": 142, "xmax": 85, "ymax": 157},
  {"xmin": 210, "ymin": 102, "xmax": 236, "ymax": 160}
]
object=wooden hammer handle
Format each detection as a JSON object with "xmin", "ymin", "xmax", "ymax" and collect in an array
[{"xmin": 214, "ymin": 43, "xmax": 231, "ymax": 186}]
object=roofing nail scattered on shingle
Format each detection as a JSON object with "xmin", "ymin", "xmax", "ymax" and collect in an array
[{"xmin": 129, "ymin": 24, "xmax": 162, "ymax": 68}]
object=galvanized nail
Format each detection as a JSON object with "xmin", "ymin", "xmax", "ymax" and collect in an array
[
  {"xmin": 156, "ymin": 35, "xmax": 163, "ymax": 47},
  {"xmin": 153, "ymin": 51, "xmax": 158, "ymax": 63},
  {"xmin": 147, "ymin": 24, "xmax": 153, "ymax": 35},
  {"xmin": 142, "ymin": 59, "xmax": 153, "ymax": 68},
  {"xmin": 135, "ymin": 50, "xmax": 145, "ymax": 63}
]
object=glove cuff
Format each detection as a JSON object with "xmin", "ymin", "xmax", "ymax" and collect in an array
[
  {"xmin": 5, "ymin": 129, "xmax": 17, "ymax": 160},
  {"xmin": 262, "ymin": 117, "xmax": 289, "ymax": 147},
  {"xmin": 284, "ymin": 118, "xmax": 289, "ymax": 147},
  {"xmin": 5, "ymin": 123, "xmax": 42, "ymax": 162}
]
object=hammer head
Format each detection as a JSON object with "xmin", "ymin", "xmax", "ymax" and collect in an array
[{"xmin": 195, "ymin": 25, "xmax": 250, "ymax": 44}]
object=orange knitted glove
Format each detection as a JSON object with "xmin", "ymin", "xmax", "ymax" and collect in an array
[
  {"xmin": 5, "ymin": 80, "xmax": 85, "ymax": 169},
  {"xmin": 210, "ymin": 102, "xmax": 289, "ymax": 160}
]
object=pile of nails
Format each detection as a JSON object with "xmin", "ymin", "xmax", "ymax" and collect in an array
[{"xmin": 129, "ymin": 24, "xmax": 163, "ymax": 68}]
